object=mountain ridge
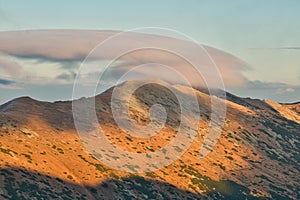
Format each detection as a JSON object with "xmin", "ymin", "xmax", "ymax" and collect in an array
[{"xmin": 0, "ymin": 80, "xmax": 299, "ymax": 199}]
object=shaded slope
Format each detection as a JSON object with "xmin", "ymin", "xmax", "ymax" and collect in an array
[{"xmin": 0, "ymin": 167, "xmax": 265, "ymax": 200}]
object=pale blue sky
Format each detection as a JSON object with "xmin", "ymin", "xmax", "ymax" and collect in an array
[{"xmin": 0, "ymin": 0, "xmax": 299, "ymax": 103}]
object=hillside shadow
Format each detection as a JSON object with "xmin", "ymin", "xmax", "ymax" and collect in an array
[
  {"xmin": 0, "ymin": 167, "xmax": 204, "ymax": 200},
  {"xmin": 0, "ymin": 167, "xmax": 270, "ymax": 200}
]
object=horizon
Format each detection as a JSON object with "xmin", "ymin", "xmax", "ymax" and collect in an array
[{"xmin": 0, "ymin": 79, "xmax": 299, "ymax": 106}]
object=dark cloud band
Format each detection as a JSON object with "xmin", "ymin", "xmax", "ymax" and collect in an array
[{"xmin": 0, "ymin": 78, "xmax": 15, "ymax": 85}]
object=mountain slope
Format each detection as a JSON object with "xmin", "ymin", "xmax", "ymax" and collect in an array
[{"xmin": 0, "ymin": 81, "xmax": 299, "ymax": 199}]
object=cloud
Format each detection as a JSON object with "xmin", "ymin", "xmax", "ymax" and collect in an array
[
  {"xmin": 0, "ymin": 78, "xmax": 15, "ymax": 85},
  {"xmin": 246, "ymin": 80, "xmax": 297, "ymax": 92},
  {"xmin": 56, "ymin": 71, "xmax": 77, "ymax": 82},
  {"xmin": 0, "ymin": 53, "xmax": 24, "ymax": 76},
  {"xmin": 0, "ymin": 30, "xmax": 249, "ymax": 88},
  {"xmin": 276, "ymin": 47, "xmax": 300, "ymax": 50},
  {"xmin": 0, "ymin": 78, "xmax": 21, "ymax": 90},
  {"xmin": 0, "ymin": 30, "xmax": 117, "ymax": 61},
  {"xmin": 228, "ymin": 80, "xmax": 300, "ymax": 103},
  {"xmin": 246, "ymin": 80, "xmax": 287, "ymax": 89},
  {"xmin": 275, "ymin": 87, "xmax": 295, "ymax": 95},
  {"xmin": 248, "ymin": 47, "xmax": 300, "ymax": 50}
]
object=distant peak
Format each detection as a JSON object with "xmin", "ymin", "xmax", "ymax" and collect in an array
[
  {"xmin": 14, "ymin": 96, "xmax": 35, "ymax": 101},
  {"xmin": 0, "ymin": 96, "xmax": 39, "ymax": 112},
  {"xmin": 281, "ymin": 101, "xmax": 300, "ymax": 105}
]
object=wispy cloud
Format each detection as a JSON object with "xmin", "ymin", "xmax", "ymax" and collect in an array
[
  {"xmin": 228, "ymin": 80, "xmax": 300, "ymax": 103},
  {"xmin": 246, "ymin": 80, "xmax": 297, "ymax": 90},
  {"xmin": 56, "ymin": 71, "xmax": 77, "ymax": 82},
  {"xmin": 248, "ymin": 47, "xmax": 300, "ymax": 50},
  {"xmin": 0, "ymin": 78, "xmax": 21, "ymax": 89},
  {"xmin": 275, "ymin": 87, "xmax": 295, "ymax": 95}
]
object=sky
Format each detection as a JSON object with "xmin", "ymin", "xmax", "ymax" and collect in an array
[{"xmin": 0, "ymin": 0, "xmax": 299, "ymax": 103}]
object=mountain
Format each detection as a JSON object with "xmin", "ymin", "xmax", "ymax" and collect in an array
[{"xmin": 0, "ymin": 81, "xmax": 299, "ymax": 199}]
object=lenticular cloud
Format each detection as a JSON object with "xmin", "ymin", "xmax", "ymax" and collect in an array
[{"xmin": 0, "ymin": 30, "xmax": 248, "ymax": 88}]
